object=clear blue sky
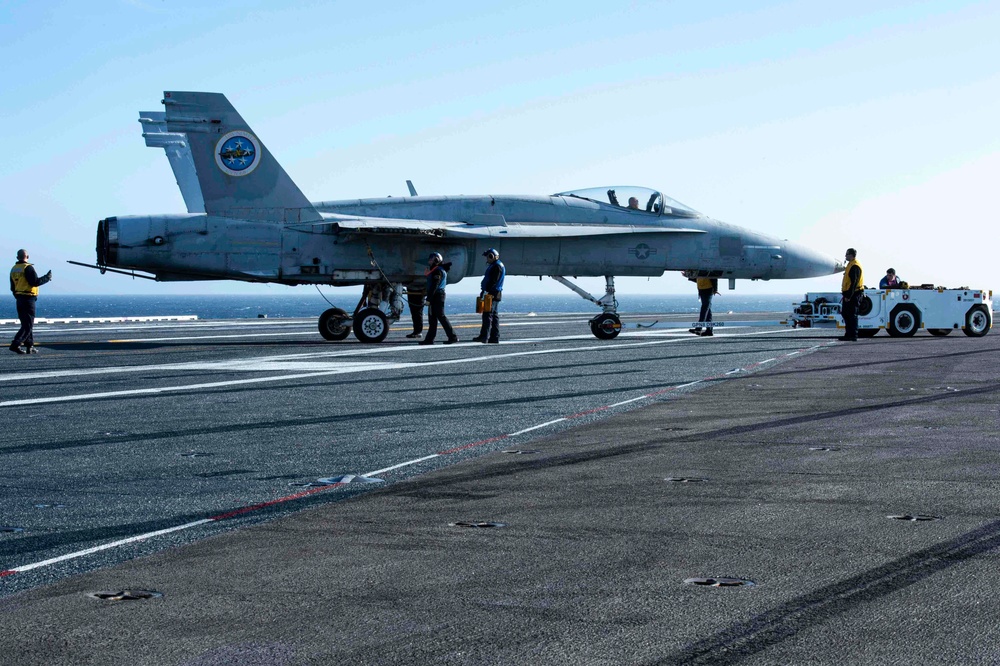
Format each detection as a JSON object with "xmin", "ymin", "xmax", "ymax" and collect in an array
[{"xmin": 2, "ymin": 0, "xmax": 998, "ymax": 298}]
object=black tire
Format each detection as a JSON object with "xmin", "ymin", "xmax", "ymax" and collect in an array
[
  {"xmin": 858, "ymin": 328, "xmax": 879, "ymax": 338},
  {"xmin": 318, "ymin": 307, "xmax": 351, "ymax": 341},
  {"xmin": 353, "ymin": 307, "xmax": 390, "ymax": 343},
  {"xmin": 927, "ymin": 328, "xmax": 952, "ymax": 337},
  {"xmin": 963, "ymin": 304, "xmax": 991, "ymax": 338},
  {"xmin": 858, "ymin": 295, "xmax": 874, "ymax": 317},
  {"xmin": 887, "ymin": 304, "xmax": 920, "ymax": 337},
  {"xmin": 590, "ymin": 313, "xmax": 621, "ymax": 340}
]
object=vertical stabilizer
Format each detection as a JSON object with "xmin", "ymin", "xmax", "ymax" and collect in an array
[{"xmin": 161, "ymin": 91, "xmax": 320, "ymax": 222}]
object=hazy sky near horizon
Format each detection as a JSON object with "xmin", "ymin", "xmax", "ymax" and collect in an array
[{"xmin": 2, "ymin": 0, "xmax": 998, "ymax": 300}]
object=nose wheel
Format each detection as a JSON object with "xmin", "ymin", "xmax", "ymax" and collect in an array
[
  {"xmin": 590, "ymin": 313, "xmax": 622, "ymax": 340},
  {"xmin": 551, "ymin": 274, "xmax": 622, "ymax": 339}
]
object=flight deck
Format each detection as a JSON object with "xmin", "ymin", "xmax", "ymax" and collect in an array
[{"xmin": 1, "ymin": 311, "xmax": 998, "ymax": 664}]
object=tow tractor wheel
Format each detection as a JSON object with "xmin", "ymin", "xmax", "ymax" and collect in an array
[
  {"xmin": 963, "ymin": 304, "xmax": 991, "ymax": 338},
  {"xmin": 927, "ymin": 328, "xmax": 952, "ymax": 337},
  {"xmin": 353, "ymin": 307, "xmax": 390, "ymax": 343},
  {"xmin": 590, "ymin": 313, "xmax": 622, "ymax": 340},
  {"xmin": 887, "ymin": 304, "xmax": 920, "ymax": 337},
  {"xmin": 318, "ymin": 307, "xmax": 352, "ymax": 341}
]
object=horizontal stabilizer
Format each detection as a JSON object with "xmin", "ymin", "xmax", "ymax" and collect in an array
[{"xmin": 139, "ymin": 111, "xmax": 205, "ymax": 213}]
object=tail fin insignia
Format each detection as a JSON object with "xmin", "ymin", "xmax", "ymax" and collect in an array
[{"xmin": 215, "ymin": 131, "xmax": 260, "ymax": 176}]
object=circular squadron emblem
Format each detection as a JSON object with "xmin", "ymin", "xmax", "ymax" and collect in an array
[{"xmin": 214, "ymin": 131, "xmax": 260, "ymax": 177}]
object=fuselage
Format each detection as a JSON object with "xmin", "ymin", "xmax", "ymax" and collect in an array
[{"xmin": 99, "ymin": 191, "xmax": 841, "ymax": 287}]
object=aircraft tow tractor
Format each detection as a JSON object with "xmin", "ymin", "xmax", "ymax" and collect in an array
[{"xmin": 632, "ymin": 286, "xmax": 993, "ymax": 338}]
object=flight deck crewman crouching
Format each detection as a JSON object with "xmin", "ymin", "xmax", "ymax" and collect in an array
[
  {"xmin": 841, "ymin": 247, "xmax": 864, "ymax": 342},
  {"xmin": 419, "ymin": 252, "xmax": 459, "ymax": 345},
  {"xmin": 9, "ymin": 249, "xmax": 52, "ymax": 355},
  {"xmin": 472, "ymin": 248, "xmax": 505, "ymax": 344}
]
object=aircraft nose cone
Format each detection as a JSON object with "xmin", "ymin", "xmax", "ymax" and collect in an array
[{"xmin": 783, "ymin": 242, "xmax": 843, "ymax": 279}]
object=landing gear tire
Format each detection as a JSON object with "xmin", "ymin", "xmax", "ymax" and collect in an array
[
  {"xmin": 963, "ymin": 304, "xmax": 991, "ymax": 337},
  {"xmin": 887, "ymin": 304, "xmax": 920, "ymax": 337},
  {"xmin": 318, "ymin": 308, "xmax": 352, "ymax": 341},
  {"xmin": 590, "ymin": 313, "xmax": 621, "ymax": 340},
  {"xmin": 353, "ymin": 307, "xmax": 390, "ymax": 343},
  {"xmin": 927, "ymin": 328, "xmax": 952, "ymax": 337},
  {"xmin": 858, "ymin": 329, "xmax": 879, "ymax": 338}
]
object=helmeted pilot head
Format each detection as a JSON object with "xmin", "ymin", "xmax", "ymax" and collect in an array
[
  {"xmin": 428, "ymin": 252, "xmax": 443, "ymax": 267},
  {"xmin": 483, "ymin": 248, "xmax": 499, "ymax": 262}
]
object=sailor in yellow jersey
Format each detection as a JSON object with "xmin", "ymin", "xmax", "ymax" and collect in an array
[
  {"xmin": 840, "ymin": 247, "xmax": 864, "ymax": 342},
  {"xmin": 9, "ymin": 249, "xmax": 52, "ymax": 354},
  {"xmin": 684, "ymin": 271, "xmax": 719, "ymax": 337}
]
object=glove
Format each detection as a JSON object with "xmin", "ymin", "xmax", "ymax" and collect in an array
[{"xmin": 45, "ymin": 271, "xmax": 52, "ymax": 280}]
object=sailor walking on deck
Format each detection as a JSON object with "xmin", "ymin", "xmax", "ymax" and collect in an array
[{"xmin": 685, "ymin": 272, "xmax": 718, "ymax": 337}]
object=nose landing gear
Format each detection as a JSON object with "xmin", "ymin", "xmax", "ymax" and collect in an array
[{"xmin": 551, "ymin": 275, "xmax": 622, "ymax": 340}]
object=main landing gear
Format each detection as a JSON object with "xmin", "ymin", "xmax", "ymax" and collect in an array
[
  {"xmin": 318, "ymin": 282, "xmax": 405, "ymax": 344},
  {"xmin": 551, "ymin": 275, "xmax": 622, "ymax": 340}
]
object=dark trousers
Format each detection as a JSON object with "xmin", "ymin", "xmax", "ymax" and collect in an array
[
  {"xmin": 407, "ymin": 290, "xmax": 424, "ymax": 334},
  {"xmin": 425, "ymin": 291, "xmax": 456, "ymax": 342},
  {"xmin": 842, "ymin": 295, "xmax": 859, "ymax": 340},
  {"xmin": 698, "ymin": 291, "xmax": 713, "ymax": 328},
  {"xmin": 12, "ymin": 295, "xmax": 37, "ymax": 348},
  {"xmin": 478, "ymin": 298, "xmax": 501, "ymax": 341}
]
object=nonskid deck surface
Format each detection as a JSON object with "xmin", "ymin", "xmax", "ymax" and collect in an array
[{"xmin": 1, "ymin": 312, "xmax": 997, "ymax": 665}]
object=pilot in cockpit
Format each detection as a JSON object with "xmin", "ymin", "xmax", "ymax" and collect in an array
[{"xmin": 628, "ymin": 197, "xmax": 639, "ymax": 210}]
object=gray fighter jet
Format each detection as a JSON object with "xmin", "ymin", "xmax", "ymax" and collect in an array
[{"xmin": 85, "ymin": 91, "xmax": 842, "ymax": 343}]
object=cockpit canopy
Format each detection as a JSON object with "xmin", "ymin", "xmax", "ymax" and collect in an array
[{"xmin": 554, "ymin": 186, "xmax": 701, "ymax": 218}]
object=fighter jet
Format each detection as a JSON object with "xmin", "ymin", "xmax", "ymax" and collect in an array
[{"xmin": 83, "ymin": 91, "xmax": 842, "ymax": 343}]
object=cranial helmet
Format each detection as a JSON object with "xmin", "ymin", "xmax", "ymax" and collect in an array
[
  {"xmin": 428, "ymin": 252, "xmax": 443, "ymax": 265},
  {"xmin": 483, "ymin": 248, "xmax": 499, "ymax": 259}
]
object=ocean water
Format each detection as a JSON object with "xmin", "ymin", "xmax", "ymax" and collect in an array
[{"xmin": 14, "ymin": 293, "xmax": 805, "ymax": 320}]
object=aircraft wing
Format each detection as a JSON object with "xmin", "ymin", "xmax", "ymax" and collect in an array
[{"xmin": 298, "ymin": 214, "xmax": 706, "ymax": 239}]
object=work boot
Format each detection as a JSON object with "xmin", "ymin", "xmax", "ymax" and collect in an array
[
  {"xmin": 406, "ymin": 332, "xmax": 421, "ymax": 339},
  {"xmin": 419, "ymin": 339, "xmax": 434, "ymax": 346},
  {"xmin": 471, "ymin": 336, "xmax": 486, "ymax": 343},
  {"xmin": 487, "ymin": 339, "xmax": 499, "ymax": 344},
  {"xmin": 9, "ymin": 344, "xmax": 26, "ymax": 355},
  {"xmin": 444, "ymin": 337, "xmax": 459, "ymax": 344},
  {"xmin": 700, "ymin": 329, "xmax": 714, "ymax": 337},
  {"xmin": 25, "ymin": 346, "xmax": 37, "ymax": 354},
  {"xmin": 688, "ymin": 328, "xmax": 702, "ymax": 335}
]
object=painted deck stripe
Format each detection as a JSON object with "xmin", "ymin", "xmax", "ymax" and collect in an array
[
  {"xmin": 0, "ymin": 328, "xmax": 797, "ymax": 406},
  {"xmin": 1, "ymin": 334, "xmax": 825, "ymax": 577},
  {"xmin": 2, "ymin": 519, "xmax": 214, "ymax": 575}
]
